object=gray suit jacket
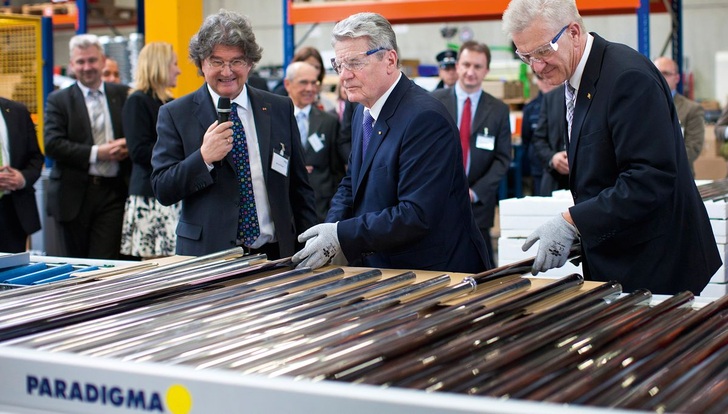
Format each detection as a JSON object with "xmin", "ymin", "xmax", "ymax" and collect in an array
[
  {"xmin": 432, "ymin": 87, "xmax": 512, "ymax": 229},
  {"xmin": 151, "ymin": 84, "xmax": 317, "ymax": 257}
]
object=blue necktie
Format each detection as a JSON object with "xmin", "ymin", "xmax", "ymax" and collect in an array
[
  {"xmin": 296, "ymin": 111, "xmax": 308, "ymax": 148},
  {"xmin": 362, "ymin": 109, "xmax": 374, "ymax": 161},
  {"xmin": 229, "ymin": 102, "xmax": 260, "ymax": 247}
]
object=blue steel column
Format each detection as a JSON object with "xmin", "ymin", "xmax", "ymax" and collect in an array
[
  {"xmin": 637, "ymin": 0, "xmax": 650, "ymax": 57},
  {"xmin": 76, "ymin": 0, "xmax": 87, "ymax": 34},
  {"xmin": 283, "ymin": 0, "xmax": 294, "ymax": 69},
  {"xmin": 41, "ymin": 16, "xmax": 53, "ymax": 104},
  {"xmin": 136, "ymin": 0, "xmax": 145, "ymax": 35},
  {"xmin": 672, "ymin": 0, "xmax": 683, "ymax": 94}
]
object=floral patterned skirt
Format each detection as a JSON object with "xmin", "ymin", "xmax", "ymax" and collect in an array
[{"xmin": 120, "ymin": 195, "xmax": 181, "ymax": 258}]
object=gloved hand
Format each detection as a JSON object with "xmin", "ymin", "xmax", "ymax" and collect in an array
[
  {"xmin": 522, "ymin": 214, "xmax": 579, "ymax": 275},
  {"xmin": 292, "ymin": 223, "xmax": 340, "ymax": 270}
]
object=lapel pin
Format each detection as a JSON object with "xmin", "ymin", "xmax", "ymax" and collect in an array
[
  {"xmin": 262, "ymin": 107, "xmax": 268, "ymax": 111},
  {"xmin": 587, "ymin": 93, "xmax": 592, "ymax": 100}
]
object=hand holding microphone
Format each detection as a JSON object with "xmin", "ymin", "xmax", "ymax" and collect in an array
[{"xmin": 200, "ymin": 97, "xmax": 234, "ymax": 165}]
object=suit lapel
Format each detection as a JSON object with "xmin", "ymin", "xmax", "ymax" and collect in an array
[
  {"xmin": 307, "ymin": 107, "xmax": 324, "ymax": 152},
  {"xmin": 248, "ymin": 87, "xmax": 272, "ymax": 183},
  {"xmin": 568, "ymin": 33, "xmax": 605, "ymax": 165},
  {"xmin": 354, "ymin": 75, "xmax": 408, "ymax": 196},
  {"xmin": 471, "ymin": 91, "xmax": 491, "ymax": 138},
  {"xmin": 71, "ymin": 84, "xmax": 95, "ymax": 145}
]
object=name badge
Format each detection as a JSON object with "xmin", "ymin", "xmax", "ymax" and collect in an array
[
  {"xmin": 308, "ymin": 133, "xmax": 324, "ymax": 152},
  {"xmin": 272, "ymin": 143, "xmax": 289, "ymax": 176},
  {"xmin": 476, "ymin": 128, "xmax": 495, "ymax": 151}
]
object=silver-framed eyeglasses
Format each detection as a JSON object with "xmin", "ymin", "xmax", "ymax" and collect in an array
[
  {"xmin": 207, "ymin": 58, "xmax": 249, "ymax": 70},
  {"xmin": 330, "ymin": 47, "xmax": 387, "ymax": 74},
  {"xmin": 515, "ymin": 25, "xmax": 569, "ymax": 65}
]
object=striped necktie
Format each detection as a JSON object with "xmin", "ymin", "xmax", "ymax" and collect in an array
[{"xmin": 565, "ymin": 82, "xmax": 576, "ymax": 140}]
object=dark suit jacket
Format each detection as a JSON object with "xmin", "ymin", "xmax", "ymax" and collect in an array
[
  {"xmin": 44, "ymin": 82, "xmax": 130, "ymax": 222},
  {"xmin": 1, "ymin": 98, "xmax": 43, "ymax": 235},
  {"xmin": 432, "ymin": 87, "xmax": 512, "ymax": 229},
  {"xmin": 303, "ymin": 105, "xmax": 349, "ymax": 222},
  {"xmin": 151, "ymin": 84, "xmax": 317, "ymax": 257},
  {"xmin": 531, "ymin": 85, "xmax": 569, "ymax": 195},
  {"xmin": 327, "ymin": 74, "xmax": 490, "ymax": 273},
  {"xmin": 568, "ymin": 33, "xmax": 720, "ymax": 295},
  {"xmin": 122, "ymin": 90, "xmax": 165, "ymax": 197}
]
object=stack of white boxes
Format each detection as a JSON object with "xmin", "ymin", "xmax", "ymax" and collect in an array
[{"xmin": 498, "ymin": 190, "xmax": 727, "ymax": 297}]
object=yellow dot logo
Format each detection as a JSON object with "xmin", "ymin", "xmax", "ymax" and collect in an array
[{"xmin": 166, "ymin": 384, "xmax": 192, "ymax": 414}]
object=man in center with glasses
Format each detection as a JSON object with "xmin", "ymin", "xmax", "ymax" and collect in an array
[
  {"xmin": 151, "ymin": 9, "xmax": 316, "ymax": 258},
  {"xmin": 292, "ymin": 12, "xmax": 491, "ymax": 273},
  {"xmin": 503, "ymin": 0, "xmax": 719, "ymax": 295}
]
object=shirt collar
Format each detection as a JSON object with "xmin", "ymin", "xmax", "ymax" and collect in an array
[
  {"xmin": 454, "ymin": 82, "xmax": 481, "ymax": 103},
  {"xmin": 365, "ymin": 72, "xmax": 402, "ymax": 121},
  {"xmin": 207, "ymin": 84, "xmax": 250, "ymax": 112},
  {"xmin": 78, "ymin": 81, "xmax": 106, "ymax": 97},
  {"xmin": 294, "ymin": 104, "xmax": 312, "ymax": 117}
]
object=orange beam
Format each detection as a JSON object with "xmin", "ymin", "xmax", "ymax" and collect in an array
[{"xmin": 288, "ymin": 0, "xmax": 643, "ymax": 25}]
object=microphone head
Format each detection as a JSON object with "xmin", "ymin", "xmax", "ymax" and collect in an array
[{"xmin": 217, "ymin": 97, "xmax": 231, "ymax": 122}]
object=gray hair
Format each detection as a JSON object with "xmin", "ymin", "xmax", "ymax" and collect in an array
[
  {"xmin": 502, "ymin": 0, "xmax": 584, "ymax": 36},
  {"xmin": 331, "ymin": 12, "xmax": 399, "ymax": 65},
  {"xmin": 69, "ymin": 34, "xmax": 103, "ymax": 54},
  {"xmin": 188, "ymin": 9, "xmax": 263, "ymax": 74},
  {"xmin": 284, "ymin": 61, "xmax": 316, "ymax": 81}
]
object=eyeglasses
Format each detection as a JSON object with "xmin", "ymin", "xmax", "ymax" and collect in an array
[
  {"xmin": 330, "ymin": 47, "xmax": 387, "ymax": 74},
  {"xmin": 295, "ymin": 79, "xmax": 321, "ymax": 87},
  {"xmin": 206, "ymin": 58, "xmax": 249, "ymax": 70},
  {"xmin": 515, "ymin": 25, "xmax": 569, "ymax": 65}
]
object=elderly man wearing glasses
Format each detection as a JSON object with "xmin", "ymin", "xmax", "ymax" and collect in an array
[
  {"xmin": 504, "ymin": 0, "xmax": 719, "ymax": 295},
  {"xmin": 292, "ymin": 12, "xmax": 491, "ymax": 274},
  {"xmin": 151, "ymin": 9, "xmax": 316, "ymax": 258}
]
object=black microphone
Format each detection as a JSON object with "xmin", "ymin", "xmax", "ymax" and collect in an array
[{"xmin": 217, "ymin": 97, "xmax": 231, "ymax": 123}]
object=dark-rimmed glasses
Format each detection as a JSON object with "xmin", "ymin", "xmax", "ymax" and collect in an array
[
  {"xmin": 515, "ymin": 25, "xmax": 569, "ymax": 65},
  {"xmin": 330, "ymin": 47, "xmax": 387, "ymax": 74}
]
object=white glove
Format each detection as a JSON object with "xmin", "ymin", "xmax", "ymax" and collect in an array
[
  {"xmin": 522, "ymin": 214, "xmax": 579, "ymax": 275},
  {"xmin": 292, "ymin": 223, "xmax": 340, "ymax": 270}
]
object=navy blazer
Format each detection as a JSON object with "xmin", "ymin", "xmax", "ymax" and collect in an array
[
  {"xmin": 44, "ymin": 82, "xmax": 130, "ymax": 222},
  {"xmin": 151, "ymin": 84, "xmax": 317, "ymax": 257},
  {"xmin": 122, "ymin": 90, "xmax": 165, "ymax": 197},
  {"xmin": 568, "ymin": 34, "xmax": 720, "ymax": 295},
  {"xmin": 432, "ymin": 87, "xmax": 512, "ymax": 229},
  {"xmin": 327, "ymin": 74, "xmax": 490, "ymax": 273},
  {"xmin": 1, "ymin": 98, "xmax": 43, "ymax": 235}
]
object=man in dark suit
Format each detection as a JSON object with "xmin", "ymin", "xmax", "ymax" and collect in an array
[
  {"xmin": 531, "ymin": 84, "xmax": 570, "ymax": 196},
  {"xmin": 292, "ymin": 12, "xmax": 491, "ymax": 273},
  {"xmin": 151, "ymin": 9, "xmax": 317, "ymax": 258},
  {"xmin": 432, "ymin": 41, "xmax": 512, "ymax": 265},
  {"xmin": 45, "ymin": 34, "xmax": 130, "ymax": 259},
  {"xmin": 504, "ymin": 0, "xmax": 720, "ymax": 294},
  {"xmin": 521, "ymin": 73, "xmax": 557, "ymax": 196},
  {"xmin": 284, "ymin": 61, "xmax": 350, "ymax": 222},
  {"xmin": 0, "ymin": 98, "xmax": 44, "ymax": 253}
]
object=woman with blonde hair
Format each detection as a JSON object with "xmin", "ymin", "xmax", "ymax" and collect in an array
[{"xmin": 120, "ymin": 42, "xmax": 181, "ymax": 258}]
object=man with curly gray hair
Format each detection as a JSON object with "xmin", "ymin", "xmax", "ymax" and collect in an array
[{"xmin": 151, "ymin": 9, "xmax": 316, "ymax": 258}]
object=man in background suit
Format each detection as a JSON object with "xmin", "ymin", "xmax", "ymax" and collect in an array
[
  {"xmin": 0, "ymin": 98, "xmax": 44, "ymax": 253},
  {"xmin": 152, "ymin": 9, "xmax": 317, "ymax": 258},
  {"xmin": 432, "ymin": 40, "xmax": 512, "ymax": 265},
  {"xmin": 531, "ymin": 84, "xmax": 570, "ymax": 196},
  {"xmin": 504, "ymin": 0, "xmax": 720, "ymax": 294},
  {"xmin": 293, "ymin": 12, "xmax": 490, "ymax": 273},
  {"xmin": 44, "ymin": 34, "xmax": 130, "ymax": 259},
  {"xmin": 654, "ymin": 56, "xmax": 704, "ymax": 177},
  {"xmin": 284, "ymin": 61, "xmax": 350, "ymax": 222},
  {"xmin": 521, "ymin": 73, "xmax": 556, "ymax": 196}
]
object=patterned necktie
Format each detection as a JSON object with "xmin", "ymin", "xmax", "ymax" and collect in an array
[
  {"xmin": 565, "ymin": 82, "xmax": 576, "ymax": 140},
  {"xmin": 0, "ymin": 137, "xmax": 4, "ymax": 199},
  {"xmin": 296, "ymin": 111, "xmax": 308, "ymax": 148},
  {"xmin": 459, "ymin": 97, "xmax": 472, "ymax": 168},
  {"xmin": 229, "ymin": 102, "xmax": 260, "ymax": 247},
  {"xmin": 88, "ymin": 90, "xmax": 112, "ymax": 175},
  {"xmin": 362, "ymin": 109, "xmax": 374, "ymax": 161}
]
